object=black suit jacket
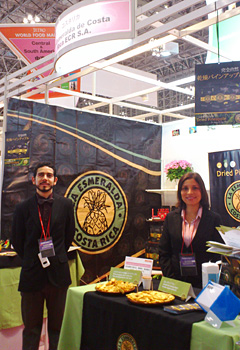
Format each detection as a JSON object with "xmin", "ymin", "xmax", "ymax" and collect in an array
[
  {"xmin": 11, "ymin": 193, "xmax": 75, "ymax": 292},
  {"xmin": 159, "ymin": 207, "xmax": 224, "ymax": 288}
]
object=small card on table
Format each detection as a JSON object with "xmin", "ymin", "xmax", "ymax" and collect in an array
[
  {"xmin": 158, "ymin": 276, "xmax": 196, "ymax": 301},
  {"xmin": 109, "ymin": 267, "xmax": 142, "ymax": 285}
]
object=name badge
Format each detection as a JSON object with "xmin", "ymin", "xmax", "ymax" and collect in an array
[
  {"xmin": 179, "ymin": 253, "xmax": 197, "ymax": 276},
  {"xmin": 38, "ymin": 237, "xmax": 55, "ymax": 258}
]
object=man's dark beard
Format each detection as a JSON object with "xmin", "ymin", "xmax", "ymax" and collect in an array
[{"xmin": 36, "ymin": 185, "xmax": 53, "ymax": 193}]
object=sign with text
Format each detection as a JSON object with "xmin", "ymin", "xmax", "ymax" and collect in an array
[
  {"xmin": 109, "ymin": 267, "xmax": 141, "ymax": 285},
  {"xmin": 55, "ymin": 0, "xmax": 134, "ymax": 55},
  {"xmin": 195, "ymin": 62, "xmax": 240, "ymax": 125},
  {"xmin": 0, "ymin": 25, "xmax": 55, "ymax": 77},
  {"xmin": 124, "ymin": 256, "xmax": 153, "ymax": 277},
  {"xmin": 4, "ymin": 131, "xmax": 30, "ymax": 167},
  {"xmin": 158, "ymin": 276, "xmax": 195, "ymax": 301},
  {"xmin": 54, "ymin": 0, "xmax": 135, "ymax": 74},
  {"xmin": 209, "ymin": 149, "xmax": 240, "ymax": 226},
  {"xmin": 0, "ymin": 25, "xmax": 81, "ymax": 98}
]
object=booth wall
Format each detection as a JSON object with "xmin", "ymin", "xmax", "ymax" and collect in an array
[{"xmin": 161, "ymin": 117, "xmax": 240, "ymax": 206}]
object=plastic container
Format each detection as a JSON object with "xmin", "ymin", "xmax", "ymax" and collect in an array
[{"xmin": 202, "ymin": 262, "xmax": 219, "ymax": 289}]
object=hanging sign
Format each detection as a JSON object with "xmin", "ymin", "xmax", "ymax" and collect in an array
[
  {"xmin": 0, "ymin": 24, "xmax": 55, "ymax": 77},
  {"xmin": 195, "ymin": 61, "xmax": 240, "ymax": 126},
  {"xmin": 54, "ymin": 0, "xmax": 135, "ymax": 74},
  {"xmin": 0, "ymin": 24, "xmax": 81, "ymax": 98}
]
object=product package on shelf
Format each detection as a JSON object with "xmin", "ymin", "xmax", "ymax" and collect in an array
[
  {"xmin": 149, "ymin": 224, "xmax": 163, "ymax": 242},
  {"xmin": 151, "ymin": 207, "xmax": 170, "ymax": 221},
  {"xmin": 145, "ymin": 241, "xmax": 161, "ymax": 269}
]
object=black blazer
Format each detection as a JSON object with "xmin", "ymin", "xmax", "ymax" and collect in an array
[
  {"xmin": 159, "ymin": 208, "xmax": 224, "ymax": 288},
  {"xmin": 11, "ymin": 193, "xmax": 75, "ymax": 292}
]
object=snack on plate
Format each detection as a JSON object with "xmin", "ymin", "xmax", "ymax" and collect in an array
[
  {"xmin": 95, "ymin": 278, "xmax": 136, "ymax": 294},
  {"xmin": 126, "ymin": 290, "xmax": 175, "ymax": 305}
]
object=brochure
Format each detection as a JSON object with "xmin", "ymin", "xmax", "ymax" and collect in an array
[
  {"xmin": 206, "ymin": 226, "xmax": 240, "ymax": 257},
  {"xmin": 164, "ymin": 302, "xmax": 202, "ymax": 315}
]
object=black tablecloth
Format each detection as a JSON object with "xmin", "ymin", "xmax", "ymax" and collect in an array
[{"xmin": 81, "ymin": 282, "xmax": 205, "ymax": 350}]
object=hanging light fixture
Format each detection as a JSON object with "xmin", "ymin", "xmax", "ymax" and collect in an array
[
  {"xmin": 150, "ymin": 39, "xmax": 179, "ymax": 58},
  {"xmin": 23, "ymin": 14, "xmax": 41, "ymax": 24}
]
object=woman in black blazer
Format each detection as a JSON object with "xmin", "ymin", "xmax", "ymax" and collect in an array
[{"xmin": 159, "ymin": 172, "xmax": 224, "ymax": 288}]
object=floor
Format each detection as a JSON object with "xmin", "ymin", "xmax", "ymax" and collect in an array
[{"xmin": 0, "ymin": 319, "xmax": 48, "ymax": 350}]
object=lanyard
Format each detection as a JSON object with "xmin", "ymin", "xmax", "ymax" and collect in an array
[
  {"xmin": 38, "ymin": 206, "xmax": 51, "ymax": 241},
  {"xmin": 181, "ymin": 219, "xmax": 196, "ymax": 255}
]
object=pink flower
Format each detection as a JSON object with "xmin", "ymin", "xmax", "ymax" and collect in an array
[{"xmin": 164, "ymin": 160, "xmax": 193, "ymax": 181}]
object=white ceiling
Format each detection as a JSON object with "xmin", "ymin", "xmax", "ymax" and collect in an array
[{"xmin": 0, "ymin": 0, "xmax": 240, "ymax": 126}]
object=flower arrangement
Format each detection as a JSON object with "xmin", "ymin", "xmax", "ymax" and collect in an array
[{"xmin": 164, "ymin": 160, "xmax": 193, "ymax": 182}]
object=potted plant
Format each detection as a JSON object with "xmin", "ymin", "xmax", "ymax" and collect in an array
[{"xmin": 164, "ymin": 160, "xmax": 193, "ymax": 182}]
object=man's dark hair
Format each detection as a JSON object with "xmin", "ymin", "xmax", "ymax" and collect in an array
[{"xmin": 33, "ymin": 162, "xmax": 57, "ymax": 177}]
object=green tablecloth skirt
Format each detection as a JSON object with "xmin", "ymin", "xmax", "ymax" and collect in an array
[
  {"xmin": 190, "ymin": 318, "xmax": 240, "ymax": 350},
  {"xmin": 57, "ymin": 284, "xmax": 97, "ymax": 350},
  {"xmin": 0, "ymin": 252, "xmax": 85, "ymax": 330}
]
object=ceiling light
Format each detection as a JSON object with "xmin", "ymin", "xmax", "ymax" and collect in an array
[
  {"xmin": 150, "ymin": 40, "xmax": 179, "ymax": 58},
  {"xmin": 23, "ymin": 14, "xmax": 41, "ymax": 24},
  {"xmin": 160, "ymin": 50, "xmax": 172, "ymax": 57}
]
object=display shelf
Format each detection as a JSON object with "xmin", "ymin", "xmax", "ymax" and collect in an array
[
  {"xmin": 145, "ymin": 189, "xmax": 176, "ymax": 194},
  {"xmin": 146, "ymin": 188, "xmax": 210, "ymax": 194}
]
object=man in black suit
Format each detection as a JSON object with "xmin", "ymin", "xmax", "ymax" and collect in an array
[{"xmin": 11, "ymin": 161, "xmax": 75, "ymax": 350}]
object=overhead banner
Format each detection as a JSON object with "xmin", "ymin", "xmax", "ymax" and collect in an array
[
  {"xmin": 195, "ymin": 62, "xmax": 240, "ymax": 126},
  {"xmin": 2, "ymin": 98, "xmax": 162, "ymax": 282},
  {"xmin": 209, "ymin": 149, "xmax": 240, "ymax": 227},
  {"xmin": 54, "ymin": 0, "xmax": 135, "ymax": 74},
  {"xmin": 0, "ymin": 24, "xmax": 80, "ymax": 98},
  {"xmin": 0, "ymin": 25, "xmax": 55, "ymax": 77}
]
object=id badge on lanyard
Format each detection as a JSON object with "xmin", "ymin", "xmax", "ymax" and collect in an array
[
  {"xmin": 179, "ymin": 220, "xmax": 197, "ymax": 276},
  {"xmin": 179, "ymin": 253, "xmax": 197, "ymax": 276},
  {"xmin": 38, "ymin": 206, "xmax": 55, "ymax": 258}
]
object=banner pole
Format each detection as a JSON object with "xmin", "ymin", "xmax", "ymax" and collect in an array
[{"xmin": 0, "ymin": 76, "xmax": 8, "ymax": 239}]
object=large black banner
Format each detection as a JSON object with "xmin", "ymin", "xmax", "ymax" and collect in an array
[
  {"xmin": 195, "ymin": 62, "xmax": 240, "ymax": 126},
  {"xmin": 1, "ymin": 98, "xmax": 162, "ymax": 283},
  {"xmin": 209, "ymin": 149, "xmax": 240, "ymax": 227}
]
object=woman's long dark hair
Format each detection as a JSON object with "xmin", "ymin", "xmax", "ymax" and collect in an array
[{"xmin": 176, "ymin": 172, "xmax": 209, "ymax": 210}]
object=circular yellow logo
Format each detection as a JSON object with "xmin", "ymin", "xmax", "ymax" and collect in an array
[
  {"xmin": 224, "ymin": 181, "xmax": 240, "ymax": 222},
  {"xmin": 65, "ymin": 171, "xmax": 128, "ymax": 254},
  {"xmin": 117, "ymin": 333, "xmax": 138, "ymax": 350}
]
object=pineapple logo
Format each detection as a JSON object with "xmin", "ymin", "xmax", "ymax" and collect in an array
[
  {"xmin": 117, "ymin": 333, "xmax": 138, "ymax": 350},
  {"xmin": 65, "ymin": 171, "xmax": 128, "ymax": 254},
  {"xmin": 224, "ymin": 180, "xmax": 240, "ymax": 222},
  {"xmin": 82, "ymin": 189, "xmax": 110, "ymax": 235}
]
